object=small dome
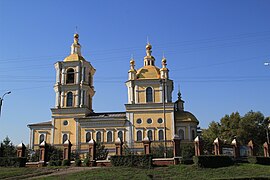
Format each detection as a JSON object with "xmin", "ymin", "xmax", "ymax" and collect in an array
[
  {"xmin": 130, "ymin": 59, "xmax": 135, "ymax": 65},
  {"xmin": 146, "ymin": 43, "xmax": 152, "ymax": 50},
  {"xmin": 175, "ymin": 111, "xmax": 199, "ymax": 124},
  {"xmin": 136, "ymin": 66, "xmax": 160, "ymax": 79},
  {"xmin": 162, "ymin": 57, "xmax": 167, "ymax": 64},
  {"xmin": 74, "ymin": 33, "xmax": 79, "ymax": 38}
]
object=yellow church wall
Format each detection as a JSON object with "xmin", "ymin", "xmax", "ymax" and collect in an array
[
  {"xmin": 137, "ymin": 84, "xmax": 161, "ymax": 103},
  {"xmin": 53, "ymin": 118, "xmax": 76, "ymax": 146},
  {"xmin": 33, "ymin": 129, "xmax": 51, "ymax": 149},
  {"xmin": 79, "ymin": 127, "xmax": 127, "ymax": 152},
  {"xmin": 133, "ymin": 112, "xmax": 173, "ymax": 141}
]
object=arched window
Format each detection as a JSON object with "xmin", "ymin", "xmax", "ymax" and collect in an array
[
  {"xmin": 137, "ymin": 130, "xmax": 142, "ymax": 141},
  {"xmin": 178, "ymin": 129, "xmax": 185, "ymax": 140},
  {"xmin": 66, "ymin": 92, "xmax": 73, "ymax": 107},
  {"xmin": 107, "ymin": 131, "xmax": 112, "ymax": 142},
  {"xmin": 192, "ymin": 130, "xmax": 196, "ymax": 140},
  {"xmin": 146, "ymin": 87, "xmax": 153, "ymax": 103},
  {"xmin": 86, "ymin": 132, "xmax": 91, "ymax": 143},
  {"xmin": 39, "ymin": 134, "xmax": 45, "ymax": 144},
  {"xmin": 158, "ymin": 130, "xmax": 164, "ymax": 141},
  {"xmin": 62, "ymin": 134, "xmax": 68, "ymax": 144},
  {"xmin": 147, "ymin": 130, "xmax": 153, "ymax": 141},
  {"xmin": 96, "ymin": 131, "xmax": 101, "ymax": 142},
  {"xmin": 118, "ymin": 131, "xmax": 123, "ymax": 140},
  {"xmin": 66, "ymin": 68, "xmax": 75, "ymax": 84}
]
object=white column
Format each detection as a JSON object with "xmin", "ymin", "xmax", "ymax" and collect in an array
[
  {"xmin": 80, "ymin": 90, "xmax": 84, "ymax": 107},
  {"xmin": 127, "ymin": 87, "xmax": 131, "ymax": 104},
  {"xmin": 29, "ymin": 129, "xmax": 33, "ymax": 149},
  {"xmin": 61, "ymin": 92, "xmax": 65, "ymax": 107},
  {"xmin": 81, "ymin": 66, "xmax": 85, "ymax": 83},
  {"xmin": 76, "ymin": 90, "xmax": 80, "ymax": 107},
  {"xmin": 135, "ymin": 85, "xmax": 138, "ymax": 103},
  {"xmin": 61, "ymin": 69, "xmax": 65, "ymax": 84},
  {"xmin": 76, "ymin": 66, "xmax": 80, "ymax": 84},
  {"xmin": 55, "ymin": 63, "xmax": 60, "ymax": 83},
  {"xmin": 55, "ymin": 91, "xmax": 60, "ymax": 108}
]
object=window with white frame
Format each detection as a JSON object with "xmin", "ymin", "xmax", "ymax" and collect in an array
[
  {"xmin": 146, "ymin": 87, "xmax": 153, "ymax": 103},
  {"xmin": 118, "ymin": 131, "xmax": 123, "ymax": 140},
  {"xmin": 86, "ymin": 132, "xmax": 91, "ymax": 142},
  {"xmin": 107, "ymin": 131, "xmax": 113, "ymax": 142},
  {"xmin": 96, "ymin": 131, "xmax": 102, "ymax": 142},
  {"xmin": 147, "ymin": 130, "xmax": 153, "ymax": 141},
  {"xmin": 62, "ymin": 133, "xmax": 68, "ymax": 144},
  {"xmin": 39, "ymin": 134, "xmax": 45, "ymax": 144},
  {"xmin": 66, "ymin": 68, "xmax": 75, "ymax": 84},
  {"xmin": 66, "ymin": 92, "xmax": 73, "ymax": 107},
  {"xmin": 137, "ymin": 130, "xmax": 142, "ymax": 141},
  {"xmin": 158, "ymin": 130, "xmax": 164, "ymax": 141}
]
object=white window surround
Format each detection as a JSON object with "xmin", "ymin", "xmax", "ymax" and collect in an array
[
  {"xmin": 157, "ymin": 129, "xmax": 164, "ymax": 141},
  {"xmin": 116, "ymin": 129, "xmax": 125, "ymax": 141},
  {"xmin": 61, "ymin": 132, "xmax": 70, "ymax": 143},
  {"xmin": 106, "ymin": 130, "xmax": 114, "ymax": 142},
  {"xmin": 85, "ymin": 131, "xmax": 92, "ymax": 143},
  {"xmin": 95, "ymin": 131, "xmax": 103, "ymax": 142},
  {"xmin": 38, "ymin": 132, "xmax": 47, "ymax": 144},
  {"xmin": 146, "ymin": 129, "xmax": 154, "ymax": 141},
  {"xmin": 136, "ymin": 129, "xmax": 144, "ymax": 141}
]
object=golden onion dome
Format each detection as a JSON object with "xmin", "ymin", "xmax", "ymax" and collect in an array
[
  {"xmin": 146, "ymin": 43, "xmax": 152, "ymax": 50},
  {"xmin": 74, "ymin": 33, "xmax": 79, "ymax": 38}
]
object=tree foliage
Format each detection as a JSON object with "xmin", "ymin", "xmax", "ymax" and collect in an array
[
  {"xmin": 202, "ymin": 111, "xmax": 268, "ymax": 155},
  {"xmin": 0, "ymin": 136, "xmax": 16, "ymax": 157},
  {"xmin": 96, "ymin": 142, "xmax": 108, "ymax": 160}
]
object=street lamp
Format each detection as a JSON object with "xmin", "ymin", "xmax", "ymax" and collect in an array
[{"xmin": 0, "ymin": 91, "xmax": 11, "ymax": 117}]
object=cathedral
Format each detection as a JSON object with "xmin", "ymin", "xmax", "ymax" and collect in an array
[{"xmin": 28, "ymin": 34, "xmax": 199, "ymax": 154}]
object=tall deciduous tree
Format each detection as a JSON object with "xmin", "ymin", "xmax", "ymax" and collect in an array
[{"xmin": 202, "ymin": 111, "xmax": 268, "ymax": 155}]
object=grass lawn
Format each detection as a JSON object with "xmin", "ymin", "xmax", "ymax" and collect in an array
[
  {"xmin": 39, "ymin": 163, "xmax": 270, "ymax": 180},
  {"xmin": 0, "ymin": 166, "xmax": 62, "ymax": 179}
]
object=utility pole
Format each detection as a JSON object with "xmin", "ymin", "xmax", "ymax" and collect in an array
[
  {"xmin": 0, "ymin": 91, "xmax": 11, "ymax": 117},
  {"xmin": 161, "ymin": 79, "xmax": 167, "ymax": 158}
]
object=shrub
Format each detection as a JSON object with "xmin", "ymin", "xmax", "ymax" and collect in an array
[
  {"xmin": 75, "ymin": 159, "xmax": 81, "ymax": 167},
  {"xmin": 0, "ymin": 157, "xmax": 27, "ymax": 167},
  {"xmin": 48, "ymin": 160, "xmax": 62, "ymax": 166},
  {"xmin": 83, "ymin": 157, "xmax": 90, "ymax": 167},
  {"xmin": 151, "ymin": 143, "xmax": 173, "ymax": 158},
  {"xmin": 62, "ymin": 159, "xmax": 70, "ymax": 166},
  {"xmin": 248, "ymin": 156, "xmax": 270, "ymax": 165},
  {"xmin": 96, "ymin": 142, "xmax": 108, "ymax": 160},
  {"xmin": 111, "ymin": 155, "xmax": 152, "ymax": 168},
  {"xmin": 193, "ymin": 155, "xmax": 234, "ymax": 168}
]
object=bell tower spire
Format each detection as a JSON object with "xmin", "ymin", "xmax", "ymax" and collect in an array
[
  {"xmin": 144, "ymin": 42, "xmax": 155, "ymax": 66},
  {"xmin": 71, "ymin": 33, "xmax": 81, "ymax": 55}
]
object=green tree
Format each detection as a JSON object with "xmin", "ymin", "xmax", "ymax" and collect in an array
[
  {"xmin": 201, "ymin": 121, "xmax": 220, "ymax": 153},
  {"xmin": 202, "ymin": 111, "xmax": 268, "ymax": 155},
  {"xmin": 0, "ymin": 136, "xmax": 16, "ymax": 157},
  {"xmin": 96, "ymin": 142, "xmax": 108, "ymax": 160}
]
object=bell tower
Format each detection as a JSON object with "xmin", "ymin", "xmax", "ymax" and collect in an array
[{"xmin": 52, "ymin": 33, "xmax": 95, "ymax": 116}]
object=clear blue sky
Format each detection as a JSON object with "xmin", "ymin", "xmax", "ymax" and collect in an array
[{"xmin": 1, "ymin": 0, "xmax": 270, "ymax": 145}]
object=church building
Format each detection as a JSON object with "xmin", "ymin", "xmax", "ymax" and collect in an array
[{"xmin": 28, "ymin": 34, "xmax": 199, "ymax": 154}]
